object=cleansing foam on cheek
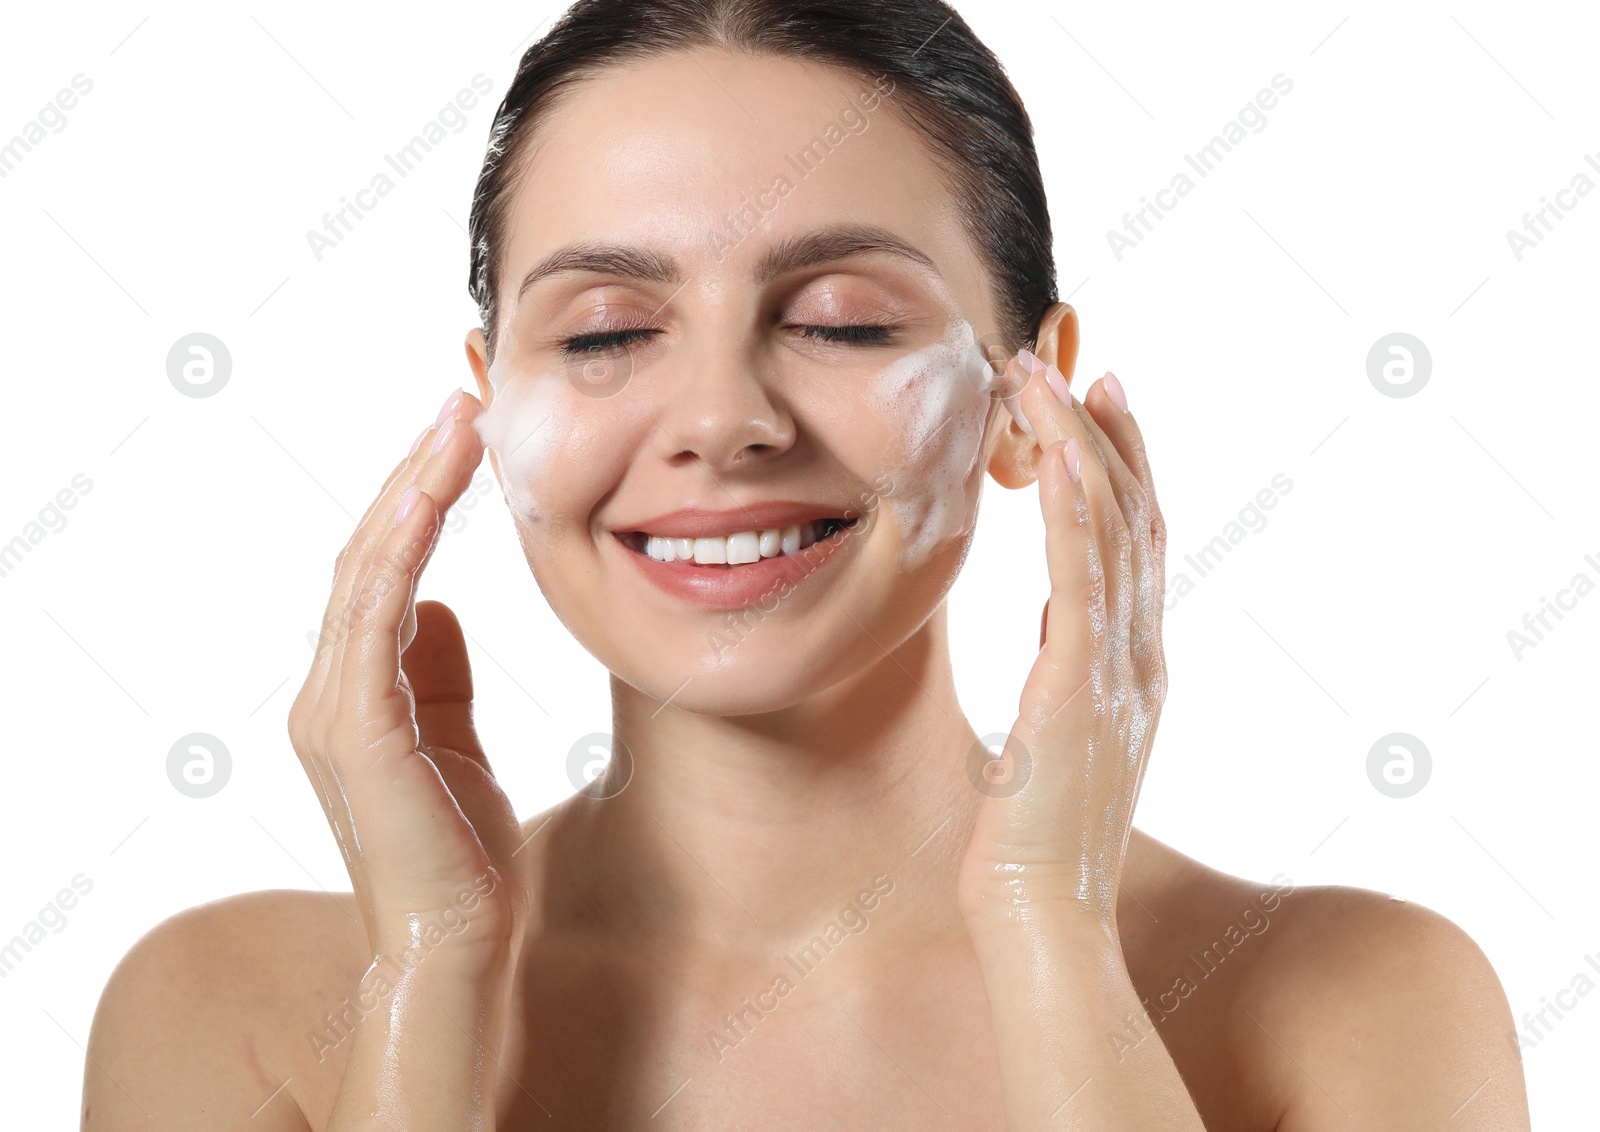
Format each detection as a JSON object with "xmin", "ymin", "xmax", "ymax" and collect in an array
[
  {"xmin": 471, "ymin": 371, "xmax": 571, "ymax": 528},
  {"xmin": 863, "ymin": 318, "xmax": 992, "ymax": 567}
]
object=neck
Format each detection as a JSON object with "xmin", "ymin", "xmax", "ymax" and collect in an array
[{"xmin": 534, "ymin": 605, "xmax": 983, "ymax": 956}]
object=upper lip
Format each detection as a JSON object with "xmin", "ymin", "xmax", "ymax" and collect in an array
[{"xmin": 615, "ymin": 502, "xmax": 852, "ymax": 539}]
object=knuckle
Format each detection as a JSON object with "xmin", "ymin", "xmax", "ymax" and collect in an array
[
  {"xmin": 287, "ymin": 690, "xmax": 326, "ymax": 758},
  {"xmin": 1107, "ymin": 518, "xmax": 1134, "ymax": 571},
  {"xmin": 348, "ymin": 584, "xmax": 392, "ymax": 633},
  {"xmin": 1123, "ymin": 484, "xmax": 1150, "ymax": 525}
]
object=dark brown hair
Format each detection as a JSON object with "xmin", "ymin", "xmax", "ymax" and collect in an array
[{"xmin": 467, "ymin": 0, "xmax": 1057, "ymax": 365}]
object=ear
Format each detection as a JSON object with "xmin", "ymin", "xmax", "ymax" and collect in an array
[
  {"xmin": 985, "ymin": 302, "xmax": 1080, "ymax": 489},
  {"xmin": 464, "ymin": 327, "xmax": 504, "ymax": 490}
]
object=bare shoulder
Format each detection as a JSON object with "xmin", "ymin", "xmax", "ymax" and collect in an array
[
  {"xmin": 1120, "ymin": 830, "xmax": 1530, "ymax": 1131},
  {"xmin": 84, "ymin": 888, "xmax": 366, "ymax": 1131}
]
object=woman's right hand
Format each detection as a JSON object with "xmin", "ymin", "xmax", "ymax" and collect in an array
[{"xmin": 287, "ymin": 387, "xmax": 528, "ymax": 970}]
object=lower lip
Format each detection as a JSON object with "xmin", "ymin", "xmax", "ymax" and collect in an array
[{"xmin": 617, "ymin": 525, "xmax": 858, "ymax": 610}]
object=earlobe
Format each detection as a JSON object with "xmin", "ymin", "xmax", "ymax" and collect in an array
[
  {"xmin": 986, "ymin": 414, "xmax": 1039, "ymax": 489},
  {"xmin": 984, "ymin": 302, "xmax": 1080, "ymax": 490}
]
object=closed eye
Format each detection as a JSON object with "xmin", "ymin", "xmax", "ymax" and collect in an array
[
  {"xmin": 559, "ymin": 328, "xmax": 660, "ymax": 357},
  {"xmin": 558, "ymin": 324, "xmax": 897, "ymax": 358},
  {"xmin": 795, "ymin": 324, "xmax": 895, "ymax": 345}
]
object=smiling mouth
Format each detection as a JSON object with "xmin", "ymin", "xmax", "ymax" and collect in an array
[{"xmin": 618, "ymin": 517, "xmax": 859, "ymax": 567}]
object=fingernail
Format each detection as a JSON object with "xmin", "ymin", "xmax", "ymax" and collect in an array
[
  {"xmin": 409, "ymin": 425, "xmax": 431, "ymax": 456},
  {"xmin": 1017, "ymin": 348, "xmax": 1048, "ymax": 375},
  {"xmin": 1062, "ymin": 438, "xmax": 1082, "ymax": 483},
  {"xmin": 394, "ymin": 485, "xmax": 421, "ymax": 526},
  {"xmin": 1045, "ymin": 364, "xmax": 1072, "ymax": 406},
  {"xmin": 430, "ymin": 417, "xmax": 457, "ymax": 454},
  {"xmin": 1102, "ymin": 372, "xmax": 1128, "ymax": 413},
  {"xmin": 435, "ymin": 387, "xmax": 464, "ymax": 425}
]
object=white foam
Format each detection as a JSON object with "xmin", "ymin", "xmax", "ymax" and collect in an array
[
  {"xmin": 471, "ymin": 370, "xmax": 568, "ymax": 527},
  {"xmin": 472, "ymin": 319, "xmax": 994, "ymax": 571},
  {"xmin": 862, "ymin": 317, "xmax": 992, "ymax": 568}
]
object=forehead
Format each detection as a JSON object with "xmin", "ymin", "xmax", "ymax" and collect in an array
[{"xmin": 497, "ymin": 48, "xmax": 990, "ymax": 312}]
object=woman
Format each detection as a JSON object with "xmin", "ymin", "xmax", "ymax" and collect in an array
[{"xmin": 83, "ymin": 1, "xmax": 1530, "ymax": 1128}]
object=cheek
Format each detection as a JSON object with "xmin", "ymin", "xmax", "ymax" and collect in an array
[
  {"xmin": 856, "ymin": 320, "xmax": 991, "ymax": 568},
  {"xmin": 473, "ymin": 371, "xmax": 618, "ymax": 531}
]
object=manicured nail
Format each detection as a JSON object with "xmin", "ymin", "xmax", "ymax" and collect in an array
[
  {"xmin": 435, "ymin": 387, "xmax": 464, "ymax": 425},
  {"xmin": 1045, "ymin": 364, "xmax": 1072, "ymax": 406},
  {"xmin": 1102, "ymin": 372, "xmax": 1128, "ymax": 413},
  {"xmin": 1062, "ymin": 438, "xmax": 1082, "ymax": 483},
  {"xmin": 394, "ymin": 485, "xmax": 421, "ymax": 526},
  {"xmin": 1017, "ymin": 348, "xmax": 1048, "ymax": 375},
  {"xmin": 430, "ymin": 417, "xmax": 457, "ymax": 454},
  {"xmin": 409, "ymin": 425, "xmax": 431, "ymax": 456}
]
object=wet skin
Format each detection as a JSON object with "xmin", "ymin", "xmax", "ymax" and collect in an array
[{"xmin": 83, "ymin": 48, "xmax": 1528, "ymax": 1131}]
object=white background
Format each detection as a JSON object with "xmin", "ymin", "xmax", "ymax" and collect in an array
[{"xmin": 1, "ymin": 1, "xmax": 1595, "ymax": 1126}]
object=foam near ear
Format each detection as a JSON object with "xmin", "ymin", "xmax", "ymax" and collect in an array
[
  {"xmin": 471, "ymin": 370, "xmax": 569, "ymax": 527},
  {"xmin": 862, "ymin": 317, "xmax": 991, "ymax": 569}
]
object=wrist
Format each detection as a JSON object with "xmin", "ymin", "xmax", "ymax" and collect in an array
[
  {"xmin": 375, "ymin": 920, "xmax": 518, "ymax": 981},
  {"xmin": 961, "ymin": 885, "xmax": 1121, "ymax": 957}
]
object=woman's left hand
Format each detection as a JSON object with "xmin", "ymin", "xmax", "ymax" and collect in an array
[
  {"xmin": 956, "ymin": 357, "xmax": 1203, "ymax": 1129},
  {"xmin": 957, "ymin": 353, "xmax": 1168, "ymax": 938}
]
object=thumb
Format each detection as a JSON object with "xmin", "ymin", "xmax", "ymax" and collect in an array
[
  {"xmin": 403, "ymin": 600, "xmax": 482, "ymax": 763},
  {"xmin": 405, "ymin": 602, "xmax": 524, "ymax": 879}
]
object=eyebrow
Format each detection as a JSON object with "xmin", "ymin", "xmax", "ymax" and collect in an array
[{"xmin": 515, "ymin": 223, "xmax": 940, "ymax": 303}]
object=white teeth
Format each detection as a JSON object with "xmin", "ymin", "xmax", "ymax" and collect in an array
[
  {"xmin": 640, "ymin": 521, "xmax": 844, "ymax": 565},
  {"xmin": 692, "ymin": 537, "xmax": 727, "ymax": 565},
  {"xmin": 647, "ymin": 536, "xmax": 672, "ymax": 561}
]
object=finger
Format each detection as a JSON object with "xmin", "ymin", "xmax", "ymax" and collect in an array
[
  {"xmin": 1014, "ymin": 356, "xmax": 1143, "ymax": 519},
  {"xmin": 1043, "ymin": 374, "xmax": 1152, "ymax": 678},
  {"xmin": 327, "ymin": 394, "xmax": 463, "ymax": 608},
  {"xmin": 1064, "ymin": 395, "xmax": 1149, "ymax": 681},
  {"xmin": 1019, "ymin": 376, "xmax": 1132, "ymax": 667},
  {"xmin": 337, "ymin": 486, "xmax": 442, "ymax": 753},
  {"xmin": 1078, "ymin": 373, "xmax": 1166, "ymax": 690},
  {"xmin": 402, "ymin": 600, "xmax": 521, "ymax": 866},
  {"xmin": 1038, "ymin": 437, "xmax": 1146, "ymax": 854},
  {"xmin": 324, "ymin": 490, "xmax": 497, "ymax": 914},
  {"xmin": 1023, "ymin": 439, "xmax": 1103, "ymax": 728},
  {"xmin": 1010, "ymin": 438, "xmax": 1122, "ymax": 885},
  {"xmin": 313, "ymin": 393, "xmax": 487, "ymax": 711},
  {"xmin": 405, "ymin": 600, "xmax": 483, "ymax": 765},
  {"xmin": 314, "ymin": 391, "xmax": 483, "ymax": 658},
  {"xmin": 996, "ymin": 354, "xmax": 1037, "ymax": 443}
]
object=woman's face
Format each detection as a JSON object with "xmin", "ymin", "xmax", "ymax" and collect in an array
[{"xmin": 469, "ymin": 49, "xmax": 1015, "ymax": 715}]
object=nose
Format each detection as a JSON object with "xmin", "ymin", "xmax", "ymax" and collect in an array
[{"xmin": 650, "ymin": 339, "xmax": 797, "ymax": 474}]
